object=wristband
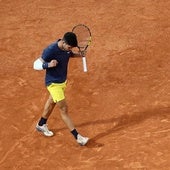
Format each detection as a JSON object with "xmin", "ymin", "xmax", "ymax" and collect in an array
[{"xmin": 42, "ymin": 62, "xmax": 48, "ymax": 69}]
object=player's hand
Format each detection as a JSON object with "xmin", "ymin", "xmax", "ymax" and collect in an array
[
  {"xmin": 81, "ymin": 50, "xmax": 87, "ymax": 57},
  {"xmin": 48, "ymin": 60, "xmax": 58, "ymax": 68}
]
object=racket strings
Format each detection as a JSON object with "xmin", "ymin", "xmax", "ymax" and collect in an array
[{"xmin": 73, "ymin": 26, "xmax": 91, "ymax": 49}]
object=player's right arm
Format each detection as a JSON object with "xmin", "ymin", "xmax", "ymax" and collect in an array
[
  {"xmin": 33, "ymin": 45, "xmax": 58, "ymax": 70},
  {"xmin": 33, "ymin": 57, "xmax": 58, "ymax": 70}
]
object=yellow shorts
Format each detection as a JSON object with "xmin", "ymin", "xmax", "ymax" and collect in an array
[{"xmin": 47, "ymin": 82, "xmax": 66, "ymax": 103}]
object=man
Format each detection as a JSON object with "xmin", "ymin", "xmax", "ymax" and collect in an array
[{"xmin": 33, "ymin": 32, "xmax": 89, "ymax": 146}]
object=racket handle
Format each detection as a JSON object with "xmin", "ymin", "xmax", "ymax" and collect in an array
[{"xmin": 82, "ymin": 56, "xmax": 87, "ymax": 72}]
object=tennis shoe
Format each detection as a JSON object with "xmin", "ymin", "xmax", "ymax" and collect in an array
[
  {"xmin": 36, "ymin": 124, "xmax": 54, "ymax": 137},
  {"xmin": 76, "ymin": 134, "xmax": 89, "ymax": 146}
]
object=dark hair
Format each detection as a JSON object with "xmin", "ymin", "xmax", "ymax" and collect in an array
[{"xmin": 63, "ymin": 32, "xmax": 78, "ymax": 47}]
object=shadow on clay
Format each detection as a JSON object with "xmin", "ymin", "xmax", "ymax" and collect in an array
[
  {"xmin": 53, "ymin": 106, "xmax": 170, "ymax": 148},
  {"xmin": 86, "ymin": 106, "xmax": 169, "ymax": 147},
  {"xmin": 87, "ymin": 106, "xmax": 170, "ymax": 147}
]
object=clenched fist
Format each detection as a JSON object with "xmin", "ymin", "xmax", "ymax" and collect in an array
[{"xmin": 48, "ymin": 60, "xmax": 58, "ymax": 68}]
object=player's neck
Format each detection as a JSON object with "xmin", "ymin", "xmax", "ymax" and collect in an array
[{"xmin": 58, "ymin": 39, "xmax": 65, "ymax": 51}]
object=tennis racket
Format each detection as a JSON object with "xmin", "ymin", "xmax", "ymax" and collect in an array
[{"xmin": 72, "ymin": 24, "xmax": 92, "ymax": 72}]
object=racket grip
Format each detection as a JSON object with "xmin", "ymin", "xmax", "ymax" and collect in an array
[{"xmin": 82, "ymin": 56, "xmax": 87, "ymax": 72}]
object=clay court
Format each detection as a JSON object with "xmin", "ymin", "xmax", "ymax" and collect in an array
[{"xmin": 0, "ymin": 0, "xmax": 170, "ymax": 169}]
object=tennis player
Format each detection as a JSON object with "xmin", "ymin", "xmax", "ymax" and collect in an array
[{"xmin": 33, "ymin": 32, "xmax": 89, "ymax": 146}]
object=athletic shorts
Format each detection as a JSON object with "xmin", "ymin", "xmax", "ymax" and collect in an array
[{"xmin": 47, "ymin": 81, "xmax": 66, "ymax": 103}]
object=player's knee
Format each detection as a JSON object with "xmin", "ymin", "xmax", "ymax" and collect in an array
[{"xmin": 48, "ymin": 97, "xmax": 55, "ymax": 105}]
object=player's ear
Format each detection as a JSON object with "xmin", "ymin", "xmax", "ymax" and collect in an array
[{"xmin": 62, "ymin": 40, "xmax": 66, "ymax": 45}]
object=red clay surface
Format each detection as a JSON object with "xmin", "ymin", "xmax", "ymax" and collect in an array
[{"xmin": 0, "ymin": 0, "xmax": 170, "ymax": 169}]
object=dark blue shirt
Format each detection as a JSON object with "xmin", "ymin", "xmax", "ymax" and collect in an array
[{"xmin": 42, "ymin": 40, "xmax": 73, "ymax": 86}]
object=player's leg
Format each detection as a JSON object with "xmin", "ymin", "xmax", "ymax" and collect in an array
[
  {"xmin": 57, "ymin": 99, "xmax": 89, "ymax": 145},
  {"xmin": 42, "ymin": 95, "xmax": 56, "ymax": 119},
  {"xmin": 57, "ymin": 99, "xmax": 74, "ymax": 131},
  {"xmin": 36, "ymin": 95, "xmax": 55, "ymax": 137},
  {"xmin": 36, "ymin": 82, "xmax": 89, "ymax": 144}
]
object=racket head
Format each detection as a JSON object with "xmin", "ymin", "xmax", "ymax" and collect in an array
[{"xmin": 72, "ymin": 24, "xmax": 92, "ymax": 52}]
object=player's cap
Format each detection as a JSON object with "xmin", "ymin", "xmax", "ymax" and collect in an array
[{"xmin": 63, "ymin": 32, "xmax": 78, "ymax": 47}]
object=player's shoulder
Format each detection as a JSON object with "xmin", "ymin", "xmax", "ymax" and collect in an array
[{"xmin": 47, "ymin": 41, "xmax": 58, "ymax": 49}]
